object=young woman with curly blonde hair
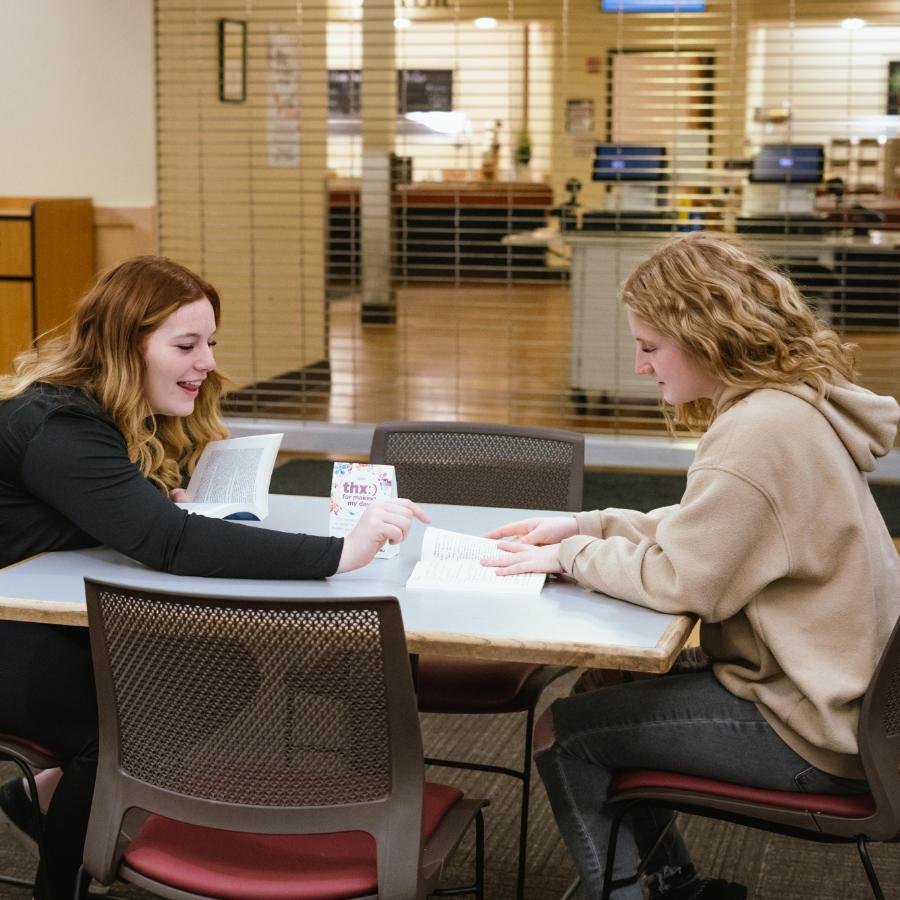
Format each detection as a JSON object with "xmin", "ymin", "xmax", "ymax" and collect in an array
[
  {"xmin": 0, "ymin": 256, "xmax": 426, "ymax": 899},
  {"xmin": 487, "ymin": 232, "xmax": 899, "ymax": 900}
]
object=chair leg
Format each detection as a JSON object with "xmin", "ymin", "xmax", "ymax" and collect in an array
[
  {"xmin": 600, "ymin": 800, "xmax": 645, "ymax": 900},
  {"xmin": 474, "ymin": 808, "xmax": 485, "ymax": 900},
  {"xmin": 515, "ymin": 705, "xmax": 536, "ymax": 900},
  {"xmin": 425, "ymin": 707, "xmax": 535, "ymax": 899},
  {"xmin": 0, "ymin": 873, "xmax": 35, "ymax": 890},
  {"xmin": 0, "ymin": 754, "xmax": 46, "ymax": 891},
  {"xmin": 430, "ymin": 809, "xmax": 487, "ymax": 899},
  {"xmin": 856, "ymin": 836, "xmax": 886, "ymax": 900},
  {"xmin": 17, "ymin": 759, "xmax": 46, "ymax": 861},
  {"xmin": 73, "ymin": 864, "xmax": 91, "ymax": 900}
]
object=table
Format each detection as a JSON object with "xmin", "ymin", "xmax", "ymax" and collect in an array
[{"xmin": 0, "ymin": 495, "xmax": 694, "ymax": 673}]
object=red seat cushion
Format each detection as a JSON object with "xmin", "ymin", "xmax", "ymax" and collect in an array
[
  {"xmin": 416, "ymin": 655, "xmax": 545, "ymax": 711},
  {"xmin": 0, "ymin": 733, "xmax": 59, "ymax": 767},
  {"xmin": 609, "ymin": 769, "xmax": 876, "ymax": 819},
  {"xmin": 122, "ymin": 782, "xmax": 463, "ymax": 900}
]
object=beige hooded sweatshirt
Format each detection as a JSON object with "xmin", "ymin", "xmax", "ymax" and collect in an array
[{"xmin": 559, "ymin": 381, "xmax": 899, "ymax": 779}]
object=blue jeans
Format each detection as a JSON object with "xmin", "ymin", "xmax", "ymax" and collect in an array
[{"xmin": 535, "ymin": 670, "xmax": 868, "ymax": 899}]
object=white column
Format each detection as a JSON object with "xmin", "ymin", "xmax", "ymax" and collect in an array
[{"xmin": 361, "ymin": 0, "xmax": 396, "ymax": 323}]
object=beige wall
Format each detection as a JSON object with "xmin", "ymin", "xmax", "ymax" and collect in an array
[
  {"xmin": 94, "ymin": 208, "xmax": 157, "ymax": 271},
  {"xmin": 1, "ymin": 3, "xmax": 158, "ymax": 272},
  {"xmin": 0, "ymin": 1, "xmax": 155, "ymax": 207}
]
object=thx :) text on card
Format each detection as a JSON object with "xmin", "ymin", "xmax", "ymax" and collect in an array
[{"xmin": 329, "ymin": 462, "xmax": 400, "ymax": 558}]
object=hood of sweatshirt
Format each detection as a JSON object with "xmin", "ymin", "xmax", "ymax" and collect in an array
[{"xmin": 717, "ymin": 380, "xmax": 899, "ymax": 473}]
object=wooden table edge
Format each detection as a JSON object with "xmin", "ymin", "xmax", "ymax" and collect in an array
[
  {"xmin": 406, "ymin": 612, "xmax": 697, "ymax": 673},
  {"xmin": 0, "ymin": 595, "xmax": 87, "ymax": 627},
  {"xmin": 2, "ymin": 594, "xmax": 697, "ymax": 672}
]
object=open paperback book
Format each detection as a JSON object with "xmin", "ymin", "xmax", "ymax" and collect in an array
[
  {"xmin": 406, "ymin": 527, "xmax": 546, "ymax": 595},
  {"xmin": 176, "ymin": 433, "xmax": 283, "ymax": 520}
]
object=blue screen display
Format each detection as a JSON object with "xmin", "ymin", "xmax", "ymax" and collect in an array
[
  {"xmin": 750, "ymin": 145, "xmax": 824, "ymax": 184},
  {"xmin": 593, "ymin": 145, "xmax": 667, "ymax": 182},
  {"xmin": 602, "ymin": 1, "xmax": 706, "ymax": 11}
]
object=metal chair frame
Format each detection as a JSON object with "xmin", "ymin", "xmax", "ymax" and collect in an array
[
  {"xmin": 600, "ymin": 614, "xmax": 900, "ymax": 900},
  {"xmin": 76, "ymin": 579, "xmax": 486, "ymax": 900},
  {"xmin": 370, "ymin": 420, "xmax": 585, "ymax": 900},
  {"xmin": 0, "ymin": 736, "xmax": 55, "ymax": 892}
]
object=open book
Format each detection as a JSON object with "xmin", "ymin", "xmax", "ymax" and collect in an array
[
  {"xmin": 176, "ymin": 433, "xmax": 283, "ymax": 520},
  {"xmin": 406, "ymin": 527, "xmax": 546, "ymax": 595}
]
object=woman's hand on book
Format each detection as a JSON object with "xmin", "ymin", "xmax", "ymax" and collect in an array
[
  {"xmin": 168, "ymin": 488, "xmax": 189, "ymax": 502},
  {"xmin": 485, "ymin": 515, "xmax": 578, "ymax": 546},
  {"xmin": 336, "ymin": 498, "xmax": 430, "ymax": 573},
  {"xmin": 482, "ymin": 541, "xmax": 563, "ymax": 576}
]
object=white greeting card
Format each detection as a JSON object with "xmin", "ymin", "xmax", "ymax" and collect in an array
[{"xmin": 329, "ymin": 462, "xmax": 400, "ymax": 558}]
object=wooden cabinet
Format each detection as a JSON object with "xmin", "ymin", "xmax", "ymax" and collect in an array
[{"xmin": 0, "ymin": 198, "xmax": 95, "ymax": 373}]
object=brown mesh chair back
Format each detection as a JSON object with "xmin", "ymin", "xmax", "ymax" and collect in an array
[
  {"xmin": 370, "ymin": 420, "xmax": 584, "ymax": 900},
  {"xmin": 370, "ymin": 421, "xmax": 584, "ymax": 512},
  {"xmin": 82, "ymin": 580, "xmax": 431, "ymax": 898}
]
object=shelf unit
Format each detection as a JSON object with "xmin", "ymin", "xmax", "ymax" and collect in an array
[
  {"xmin": 828, "ymin": 138, "xmax": 883, "ymax": 194},
  {"xmin": 0, "ymin": 198, "xmax": 94, "ymax": 372}
]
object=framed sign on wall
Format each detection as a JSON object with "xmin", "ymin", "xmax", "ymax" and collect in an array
[{"xmin": 219, "ymin": 19, "xmax": 247, "ymax": 103}]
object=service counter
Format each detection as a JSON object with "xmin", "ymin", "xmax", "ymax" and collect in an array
[
  {"xmin": 328, "ymin": 180, "xmax": 561, "ymax": 283},
  {"xmin": 564, "ymin": 230, "xmax": 900, "ymax": 402}
]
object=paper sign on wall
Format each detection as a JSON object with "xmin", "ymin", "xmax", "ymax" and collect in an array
[{"xmin": 329, "ymin": 462, "xmax": 399, "ymax": 558}]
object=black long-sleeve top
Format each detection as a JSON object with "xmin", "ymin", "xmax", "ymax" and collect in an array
[{"xmin": 0, "ymin": 384, "xmax": 343, "ymax": 577}]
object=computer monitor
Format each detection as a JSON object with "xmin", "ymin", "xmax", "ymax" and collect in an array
[
  {"xmin": 749, "ymin": 144, "xmax": 824, "ymax": 184},
  {"xmin": 592, "ymin": 145, "xmax": 667, "ymax": 182}
]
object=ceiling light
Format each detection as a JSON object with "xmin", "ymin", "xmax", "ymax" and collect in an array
[
  {"xmin": 841, "ymin": 17, "xmax": 865, "ymax": 30},
  {"xmin": 394, "ymin": 16, "xmax": 412, "ymax": 28},
  {"xmin": 474, "ymin": 17, "xmax": 498, "ymax": 28}
]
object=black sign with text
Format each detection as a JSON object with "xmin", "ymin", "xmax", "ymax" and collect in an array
[{"xmin": 328, "ymin": 69, "xmax": 453, "ymax": 115}]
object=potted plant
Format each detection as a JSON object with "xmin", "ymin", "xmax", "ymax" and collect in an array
[{"xmin": 515, "ymin": 126, "xmax": 532, "ymax": 179}]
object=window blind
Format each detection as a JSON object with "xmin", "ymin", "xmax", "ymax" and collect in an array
[{"xmin": 156, "ymin": 0, "xmax": 899, "ymax": 441}]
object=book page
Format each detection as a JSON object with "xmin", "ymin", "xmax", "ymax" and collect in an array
[
  {"xmin": 178, "ymin": 433, "xmax": 282, "ymax": 518},
  {"xmin": 189, "ymin": 447, "xmax": 262, "ymax": 503},
  {"xmin": 407, "ymin": 559, "xmax": 545, "ymax": 594},
  {"xmin": 420, "ymin": 527, "xmax": 514, "ymax": 563},
  {"xmin": 409, "ymin": 527, "xmax": 545, "ymax": 594}
]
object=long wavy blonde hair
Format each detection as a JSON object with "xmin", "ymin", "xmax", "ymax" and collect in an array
[
  {"xmin": 621, "ymin": 231, "xmax": 858, "ymax": 431},
  {"xmin": 0, "ymin": 256, "xmax": 228, "ymax": 491}
]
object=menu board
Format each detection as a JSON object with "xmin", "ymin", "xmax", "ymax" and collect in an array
[
  {"xmin": 328, "ymin": 69, "xmax": 453, "ymax": 115},
  {"xmin": 329, "ymin": 69, "xmax": 362, "ymax": 116},
  {"xmin": 398, "ymin": 69, "xmax": 453, "ymax": 112}
]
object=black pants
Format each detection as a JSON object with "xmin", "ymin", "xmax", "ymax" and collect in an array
[{"xmin": 0, "ymin": 621, "xmax": 98, "ymax": 900}]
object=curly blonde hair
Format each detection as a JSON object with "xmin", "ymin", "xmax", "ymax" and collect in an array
[
  {"xmin": 621, "ymin": 231, "xmax": 858, "ymax": 431},
  {"xmin": 0, "ymin": 256, "xmax": 229, "ymax": 491}
]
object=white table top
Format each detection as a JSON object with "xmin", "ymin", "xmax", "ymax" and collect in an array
[{"xmin": 0, "ymin": 495, "xmax": 693, "ymax": 672}]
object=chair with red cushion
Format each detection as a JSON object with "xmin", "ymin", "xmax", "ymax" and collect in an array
[
  {"xmin": 75, "ymin": 579, "xmax": 487, "ymax": 900},
  {"xmin": 0, "ymin": 734, "xmax": 59, "ymax": 891},
  {"xmin": 599, "ymin": 613, "xmax": 900, "ymax": 900},
  {"xmin": 370, "ymin": 420, "xmax": 585, "ymax": 900}
]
